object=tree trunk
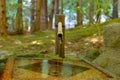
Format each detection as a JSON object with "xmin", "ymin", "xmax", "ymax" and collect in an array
[
  {"xmin": 15, "ymin": 0, "xmax": 23, "ymax": 34},
  {"xmin": 112, "ymin": 0, "xmax": 118, "ymax": 18},
  {"xmin": 41, "ymin": 0, "xmax": 48, "ymax": 31},
  {"xmin": 49, "ymin": 0, "xmax": 55, "ymax": 30},
  {"xmin": 89, "ymin": 0, "xmax": 94, "ymax": 25},
  {"xmin": 76, "ymin": 0, "xmax": 83, "ymax": 26},
  {"xmin": 44, "ymin": 0, "xmax": 48, "ymax": 30},
  {"xmin": 96, "ymin": 12, "xmax": 101, "ymax": 23},
  {"xmin": 96, "ymin": 4, "xmax": 101, "ymax": 24},
  {"xmin": 55, "ymin": 0, "xmax": 59, "ymax": 14},
  {"xmin": 0, "ymin": 0, "xmax": 7, "ymax": 36},
  {"xmin": 36, "ymin": 0, "xmax": 42, "ymax": 31},
  {"xmin": 59, "ymin": 0, "xmax": 63, "ymax": 14},
  {"xmin": 30, "ymin": 0, "xmax": 36, "ymax": 33}
]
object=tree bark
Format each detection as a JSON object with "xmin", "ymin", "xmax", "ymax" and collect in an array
[
  {"xmin": 59, "ymin": 0, "xmax": 63, "ymax": 14},
  {"xmin": 112, "ymin": 0, "xmax": 118, "ymax": 18},
  {"xmin": 30, "ymin": 0, "xmax": 36, "ymax": 33},
  {"xmin": 41, "ymin": 0, "xmax": 48, "ymax": 31},
  {"xmin": 49, "ymin": 0, "xmax": 55, "ymax": 30},
  {"xmin": 36, "ymin": 0, "xmax": 42, "ymax": 31},
  {"xmin": 96, "ymin": 2, "xmax": 101, "ymax": 24},
  {"xmin": 55, "ymin": 0, "xmax": 59, "ymax": 14},
  {"xmin": 0, "ymin": 0, "xmax": 7, "ymax": 36},
  {"xmin": 89, "ymin": 0, "xmax": 94, "ymax": 25},
  {"xmin": 76, "ymin": 0, "xmax": 83, "ymax": 26},
  {"xmin": 15, "ymin": 0, "xmax": 23, "ymax": 34}
]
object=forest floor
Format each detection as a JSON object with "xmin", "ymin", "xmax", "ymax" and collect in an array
[
  {"xmin": 0, "ymin": 19, "xmax": 120, "ymax": 79},
  {"xmin": 0, "ymin": 25, "xmax": 104, "ymax": 79}
]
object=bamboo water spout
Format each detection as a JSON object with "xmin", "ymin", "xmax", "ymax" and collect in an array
[
  {"xmin": 55, "ymin": 14, "xmax": 65, "ymax": 58},
  {"xmin": 58, "ymin": 22, "xmax": 63, "ymax": 44}
]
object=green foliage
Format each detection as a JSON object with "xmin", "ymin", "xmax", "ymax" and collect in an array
[
  {"xmin": 6, "ymin": 0, "xmax": 31, "ymax": 28},
  {"xmin": 6, "ymin": 0, "xmax": 17, "ymax": 24},
  {"xmin": 63, "ymin": 0, "xmax": 77, "ymax": 20},
  {"xmin": 94, "ymin": 0, "xmax": 112, "ymax": 16}
]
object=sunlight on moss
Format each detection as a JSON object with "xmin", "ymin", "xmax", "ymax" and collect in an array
[
  {"xmin": 31, "ymin": 40, "xmax": 43, "ymax": 45},
  {"xmin": 51, "ymin": 40, "xmax": 55, "ymax": 43}
]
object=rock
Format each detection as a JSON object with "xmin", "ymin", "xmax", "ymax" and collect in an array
[
  {"xmin": 103, "ymin": 23, "xmax": 120, "ymax": 48},
  {"xmin": 82, "ymin": 49, "xmax": 100, "ymax": 61},
  {"xmin": 94, "ymin": 23, "xmax": 120, "ymax": 77},
  {"xmin": 14, "ymin": 40, "xmax": 22, "ymax": 44},
  {"xmin": 0, "ymin": 51, "xmax": 12, "ymax": 59}
]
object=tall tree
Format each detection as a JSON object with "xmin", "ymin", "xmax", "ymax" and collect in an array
[
  {"xmin": 96, "ymin": 1, "xmax": 101, "ymax": 24},
  {"xmin": 0, "ymin": 0, "xmax": 7, "ymax": 36},
  {"xmin": 15, "ymin": 0, "xmax": 23, "ymax": 34},
  {"xmin": 89, "ymin": 0, "xmax": 94, "ymax": 25},
  {"xmin": 41, "ymin": 0, "xmax": 48, "ymax": 31},
  {"xmin": 59, "ymin": 0, "xmax": 63, "ymax": 14},
  {"xmin": 30, "ymin": 0, "xmax": 36, "ymax": 32},
  {"xmin": 55, "ymin": 0, "xmax": 59, "ymax": 14},
  {"xmin": 36, "ymin": 0, "xmax": 42, "ymax": 31},
  {"xmin": 49, "ymin": 0, "xmax": 55, "ymax": 30},
  {"xmin": 112, "ymin": 0, "xmax": 118, "ymax": 18},
  {"xmin": 76, "ymin": 0, "xmax": 83, "ymax": 26}
]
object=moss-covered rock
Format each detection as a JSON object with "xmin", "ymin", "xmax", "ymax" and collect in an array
[
  {"xmin": 104, "ymin": 23, "xmax": 120, "ymax": 48},
  {"xmin": 81, "ymin": 49, "xmax": 100, "ymax": 61},
  {"xmin": 94, "ymin": 48, "xmax": 120, "ymax": 77},
  {"xmin": 94, "ymin": 23, "xmax": 120, "ymax": 78}
]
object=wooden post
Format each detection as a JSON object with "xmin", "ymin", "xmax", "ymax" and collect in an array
[{"xmin": 55, "ymin": 14, "xmax": 65, "ymax": 58}]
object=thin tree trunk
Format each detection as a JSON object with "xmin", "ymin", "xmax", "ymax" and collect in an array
[
  {"xmin": 96, "ymin": 3, "xmax": 101, "ymax": 24},
  {"xmin": 76, "ymin": 0, "xmax": 83, "ymax": 26},
  {"xmin": 89, "ymin": 0, "xmax": 94, "ymax": 25},
  {"xmin": 49, "ymin": 0, "xmax": 55, "ymax": 30},
  {"xmin": 36, "ymin": 0, "xmax": 42, "ymax": 31},
  {"xmin": 30, "ymin": 0, "xmax": 36, "ymax": 33},
  {"xmin": 16, "ymin": 0, "xmax": 23, "ymax": 34},
  {"xmin": 0, "ymin": 0, "xmax": 7, "ymax": 36},
  {"xmin": 96, "ymin": 11, "xmax": 101, "ymax": 23},
  {"xmin": 112, "ymin": 0, "xmax": 118, "ymax": 18}
]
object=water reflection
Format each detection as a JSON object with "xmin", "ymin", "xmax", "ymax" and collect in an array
[{"xmin": 17, "ymin": 58, "xmax": 89, "ymax": 78}]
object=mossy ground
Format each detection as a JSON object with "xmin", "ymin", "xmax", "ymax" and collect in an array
[
  {"xmin": 0, "ymin": 20, "xmax": 120, "ymax": 79},
  {"xmin": 0, "ymin": 25, "xmax": 103, "ymax": 57},
  {"xmin": 0, "ymin": 25, "xmax": 103, "ymax": 75}
]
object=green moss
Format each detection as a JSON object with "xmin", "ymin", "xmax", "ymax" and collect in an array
[
  {"xmin": 82, "ymin": 49, "xmax": 100, "ymax": 61},
  {"xmin": 15, "ymin": 53, "xmax": 45, "ymax": 58},
  {"xmin": 101, "ymin": 18, "xmax": 120, "ymax": 26},
  {"xmin": 65, "ymin": 55, "xmax": 78, "ymax": 60},
  {"xmin": 103, "ymin": 23, "xmax": 120, "ymax": 48},
  {"xmin": 66, "ymin": 25, "xmax": 103, "ymax": 42},
  {"xmin": 46, "ymin": 54, "xmax": 61, "ymax": 59}
]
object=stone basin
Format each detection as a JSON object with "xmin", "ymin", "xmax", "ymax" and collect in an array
[{"xmin": 2, "ymin": 58, "xmax": 107, "ymax": 80}]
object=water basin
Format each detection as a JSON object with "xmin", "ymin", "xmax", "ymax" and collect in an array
[
  {"xmin": 2, "ymin": 58, "xmax": 107, "ymax": 80},
  {"xmin": 13, "ymin": 58, "xmax": 89, "ymax": 78}
]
